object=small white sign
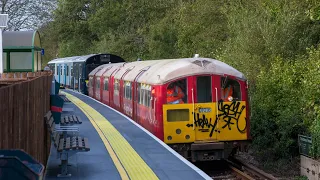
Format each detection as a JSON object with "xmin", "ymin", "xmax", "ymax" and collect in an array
[{"xmin": 0, "ymin": 14, "xmax": 8, "ymax": 28}]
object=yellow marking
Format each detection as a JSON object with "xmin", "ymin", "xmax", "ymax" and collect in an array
[{"xmin": 62, "ymin": 92, "xmax": 159, "ymax": 180}]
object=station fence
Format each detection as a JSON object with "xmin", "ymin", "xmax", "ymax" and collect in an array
[{"xmin": 0, "ymin": 71, "xmax": 53, "ymax": 166}]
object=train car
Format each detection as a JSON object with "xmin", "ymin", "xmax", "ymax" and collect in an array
[
  {"xmin": 48, "ymin": 53, "xmax": 125, "ymax": 94},
  {"xmin": 88, "ymin": 63, "xmax": 125, "ymax": 103},
  {"xmin": 89, "ymin": 56, "xmax": 250, "ymax": 162}
]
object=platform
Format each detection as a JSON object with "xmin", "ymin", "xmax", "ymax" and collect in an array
[{"xmin": 44, "ymin": 89, "xmax": 211, "ymax": 180}]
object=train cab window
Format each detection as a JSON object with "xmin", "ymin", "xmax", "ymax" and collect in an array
[
  {"xmin": 104, "ymin": 78, "xmax": 109, "ymax": 91},
  {"xmin": 166, "ymin": 79, "xmax": 187, "ymax": 104},
  {"xmin": 197, "ymin": 76, "xmax": 212, "ymax": 103},
  {"xmin": 221, "ymin": 77, "xmax": 241, "ymax": 101}
]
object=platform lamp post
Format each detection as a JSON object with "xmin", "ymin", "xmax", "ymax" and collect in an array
[{"xmin": 0, "ymin": 14, "xmax": 8, "ymax": 74}]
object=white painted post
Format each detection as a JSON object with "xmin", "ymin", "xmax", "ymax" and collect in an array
[
  {"xmin": 0, "ymin": 30, "xmax": 2, "ymax": 73},
  {"xmin": 0, "ymin": 14, "xmax": 8, "ymax": 74}
]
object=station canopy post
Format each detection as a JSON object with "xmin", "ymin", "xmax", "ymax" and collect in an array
[{"xmin": 0, "ymin": 14, "xmax": 8, "ymax": 74}]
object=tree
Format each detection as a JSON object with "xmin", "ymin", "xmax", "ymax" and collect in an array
[{"xmin": 0, "ymin": 0, "xmax": 57, "ymax": 31}]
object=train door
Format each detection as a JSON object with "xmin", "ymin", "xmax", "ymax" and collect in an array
[
  {"xmin": 133, "ymin": 69, "xmax": 148, "ymax": 121},
  {"xmin": 163, "ymin": 78, "xmax": 196, "ymax": 144},
  {"xmin": 69, "ymin": 63, "xmax": 73, "ymax": 88},
  {"xmin": 217, "ymin": 76, "xmax": 247, "ymax": 141},
  {"xmin": 101, "ymin": 67, "xmax": 112, "ymax": 103},
  {"xmin": 192, "ymin": 75, "xmax": 218, "ymax": 141},
  {"xmin": 79, "ymin": 63, "xmax": 82, "ymax": 93},
  {"xmin": 120, "ymin": 67, "xmax": 134, "ymax": 113},
  {"xmin": 64, "ymin": 64, "xmax": 67, "ymax": 86},
  {"xmin": 73, "ymin": 63, "xmax": 79, "ymax": 90},
  {"xmin": 70, "ymin": 65, "xmax": 74, "ymax": 89},
  {"xmin": 58, "ymin": 64, "xmax": 61, "ymax": 84}
]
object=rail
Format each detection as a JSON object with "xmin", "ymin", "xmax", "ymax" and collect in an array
[{"xmin": 226, "ymin": 158, "xmax": 278, "ymax": 180}]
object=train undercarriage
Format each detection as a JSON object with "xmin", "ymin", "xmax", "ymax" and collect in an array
[{"xmin": 169, "ymin": 141, "xmax": 249, "ymax": 162}]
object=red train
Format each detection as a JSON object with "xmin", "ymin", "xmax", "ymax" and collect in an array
[{"xmin": 88, "ymin": 57, "xmax": 250, "ymax": 162}]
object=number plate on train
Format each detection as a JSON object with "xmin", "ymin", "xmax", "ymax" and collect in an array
[{"xmin": 199, "ymin": 108, "xmax": 211, "ymax": 113}]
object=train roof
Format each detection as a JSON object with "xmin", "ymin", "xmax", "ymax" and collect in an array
[
  {"xmin": 95, "ymin": 63, "xmax": 124, "ymax": 77},
  {"xmin": 48, "ymin": 56, "xmax": 80, "ymax": 64},
  {"xmin": 47, "ymin": 53, "xmax": 125, "ymax": 64},
  {"xmin": 92, "ymin": 57, "xmax": 246, "ymax": 85}
]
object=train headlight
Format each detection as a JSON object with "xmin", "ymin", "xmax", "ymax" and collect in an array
[{"xmin": 228, "ymin": 96, "xmax": 233, "ymax": 101}]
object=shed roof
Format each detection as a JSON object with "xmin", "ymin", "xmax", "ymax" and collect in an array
[{"xmin": 3, "ymin": 31, "xmax": 41, "ymax": 49}]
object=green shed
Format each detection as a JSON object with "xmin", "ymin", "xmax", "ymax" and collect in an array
[{"xmin": 2, "ymin": 31, "xmax": 42, "ymax": 72}]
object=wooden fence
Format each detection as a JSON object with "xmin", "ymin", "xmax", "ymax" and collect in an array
[{"xmin": 0, "ymin": 71, "xmax": 53, "ymax": 166}]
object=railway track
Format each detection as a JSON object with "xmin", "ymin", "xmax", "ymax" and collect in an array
[
  {"xmin": 197, "ymin": 157, "xmax": 278, "ymax": 180},
  {"xmin": 219, "ymin": 157, "xmax": 278, "ymax": 180}
]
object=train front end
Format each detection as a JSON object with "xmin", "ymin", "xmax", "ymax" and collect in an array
[{"xmin": 157, "ymin": 59, "xmax": 250, "ymax": 162}]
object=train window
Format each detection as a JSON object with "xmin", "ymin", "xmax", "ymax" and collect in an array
[
  {"xmin": 96, "ymin": 77, "xmax": 100, "ymax": 89},
  {"xmin": 221, "ymin": 77, "xmax": 241, "ymax": 101},
  {"xmin": 114, "ymin": 80, "xmax": 119, "ymax": 95},
  {"xmin": 197, "ymin": 76, "xmax": 212, "ymax": 103},
  {"xmin": 142, "ymin": 86, "xmax": 146, "ymax": 105},
  {"xmin": 166, "ymin": 79, "xmax": 187, "ymax": 104},
  {"xmin": 130, "ymin": 83, "xmax": 132, "ymax": 100},
  {"xmin": 60, "ymin": 68, "xmax": 62, "ymax": 75},
  {"xmin": 104, "ymin": 78, "xmax": 109, "ymax": 91},
  {"xmin": 137, "ymin": 83, "xmax": 141, "ymax": 103},
  {"xmin": 67, "ymin": 66, "xmax": 69, "ymax": 75},
  {"xmin": 147, "ymin": 86, "xmax": 151, "ymax": 107},
  {"xmin": 124, "ymin": 82, "xmax": 128, "ymax": 99},
  {"xmin": 139, "ymin": 84, "xmax": 143, "ymax": 104},
  {"xmin": 89, "ymin": 77, "xmax": 93, "ymax": 87},
  {"xmin": 125, "ymin": 82, "xmax": 132, "ymax": 100},
  {"xmin": 167, "ymin": 109, "xmax": 189, "ymax": 122}
]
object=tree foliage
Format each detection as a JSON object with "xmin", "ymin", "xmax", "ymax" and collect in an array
[
  {"xmin": 41, "ymin": 0, "xmax": 320, "ymax": 161},
  {"xmin": 0, "ymin": 0, "xmax": 57, "ymax": 30}
]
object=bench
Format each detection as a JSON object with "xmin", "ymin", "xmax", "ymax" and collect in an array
[
  {"xmin": 60, "ymin": 115, "xmax": 82, "ymax": 125},
  {"xmin": 58, "ymin": 94, "xmax": 71, "ymax": 102},
  {"xmin": 44, "ymin": 111, "xmax": 90, "ymax": 177},
  {"xmin": 46, "ymin": 114, "xmax": 79, "ymax": 138},
  {"xmin": 46, "ymin": 111, "xmax": 81, "ymax": 127}
]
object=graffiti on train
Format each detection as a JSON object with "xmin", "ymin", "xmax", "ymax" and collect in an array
[
  {"xmin": 186, "ymin": 101, "xmax": 247, "ymax": 137},
  {"xmin": 186, "ymin": 112, "xmax": 219, "ymax": 137},
  {"xmin": 218, "ymin": 100, "xmax": 246, "ymax": 133}
]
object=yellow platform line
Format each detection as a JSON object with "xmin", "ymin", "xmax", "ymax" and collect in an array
[{"xmin": 62, "ymin": 92, "xmax": 159, "ymax": 180}]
